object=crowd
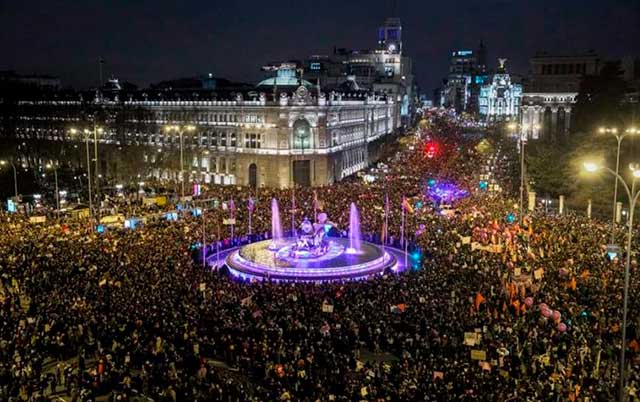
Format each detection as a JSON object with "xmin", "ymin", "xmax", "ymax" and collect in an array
[{"xmin": 0, "ymin": 113, "xmax": 639, "ymax": 401}]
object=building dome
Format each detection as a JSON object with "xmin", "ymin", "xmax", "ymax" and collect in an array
[{"xmin": 257, "ymin": 67, "xmax": 314, "ymax": 88}]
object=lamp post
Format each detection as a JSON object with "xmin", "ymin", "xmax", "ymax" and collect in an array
[
  {"xmin": 600, "ymin": 127, "xmax": 639, "ymax": 244},
  {"xmin": 70, "ymin": 128, "xmax": 93, "ymax": 218},
  {"xmin": 0, "ymin": 160, "xmax": 18, "ymax": 197},
  {"xmin": 46, "ymin": 163, "xmax": 60, "ymax": 217},
  {"xmin": 508, "ymin": 123, "xmax": 538, "ymax": 224},
  {"xmin": 93, "ymin": 125, "xmax": 104, "ymax": 211},
  {"xmin": 584, "ymin": 161, "xmax": 640, "ymax": 402},
  {"xmin": 165, "ymin": 125, "xmax": 196, "ymax": 200}
]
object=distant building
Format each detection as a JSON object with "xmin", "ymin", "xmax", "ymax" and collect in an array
[
  {"xmin": 439, "ymin": 42, "xmax": 488, "ymax": 114},
  {"xmin": 303, "ymin": 17, "xmax": 415, "ymax": 125},
  {"xmin": 0, "ymin": 71, "xmax": 61, "ymax": 90},
  {"xmin": 478, "ymin": 59, "xmax": 522, "ymax": 122},
  {"xmin": 520, "ymin": 52, "xmax": 601, "ymax": 140}
]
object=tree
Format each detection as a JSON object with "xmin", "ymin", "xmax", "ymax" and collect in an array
[{"xmin": 572, "ymin": 61, "xmax": 630, "ymax": 134}]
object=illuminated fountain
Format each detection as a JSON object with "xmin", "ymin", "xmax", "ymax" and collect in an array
[
  {"xmin": 269, "ymin": 198, "xmax": 283, "ymax": 250},
  {"xmin": 346, "ymin": 202, "xmax": 362, "ymax": 254},
  {"xmin": 211, "ymin": 200, "xmax": 407, "ymax": 282}
]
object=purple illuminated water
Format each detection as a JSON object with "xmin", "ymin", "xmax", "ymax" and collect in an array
[
  {"xmin": 271, "ymin": 198, "xmax": 282, "ymax": 242},
  {"xmin": 347, "ymin": 202, "xmax": 362, "ymax": 253}
]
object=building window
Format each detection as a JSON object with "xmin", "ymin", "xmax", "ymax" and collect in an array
[{"xmin": 244, "ymin": 133, "xmax": 261, "ymax": 149}]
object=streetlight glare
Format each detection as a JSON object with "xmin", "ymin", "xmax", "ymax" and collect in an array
[
  {"xmin": 507, "ymin": 123, "xmax": 517, "ymax": 130},
  {"xmin": 583, "ymin": 162, "xmax": 599, "ymax": 172}
]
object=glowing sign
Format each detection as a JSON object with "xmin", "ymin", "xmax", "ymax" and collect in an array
[
  {"xmin": 7, "ymin": 199, "xmax": 16, "ymax": 213},
  {"xmin": 165, "ymin": 212, "xmax": 179, "ymax": 221}
]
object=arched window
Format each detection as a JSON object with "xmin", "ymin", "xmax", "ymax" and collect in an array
[{"xmin": 292, "ymin": 119, "xmax": 311, "ymax": 150}]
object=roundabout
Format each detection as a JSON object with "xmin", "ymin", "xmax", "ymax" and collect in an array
[{"xmin": 207, "ymin": 200, "xmax": 409, "ymax": 282}]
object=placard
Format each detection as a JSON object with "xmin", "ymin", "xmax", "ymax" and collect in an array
[{"xmin": 471, "ymin": 350, "xmax": 486, "ymax": 360}]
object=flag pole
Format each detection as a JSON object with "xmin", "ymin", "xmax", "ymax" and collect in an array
[
  {"xmin": 385, "ymin": 193, "xmax": 389, "ymax": 245},
  {"xmin": 216, "ymin": 221, "xmax": 221, "ymax": 270},
  {"xmin": 313, "ymin": 190, "xmax": 318, "ymax": 223},
  {"xmin": 401, "ymin": 196, "xmax": 405, "ymax": 247},
  {"xmin": 291, "ymin": 187, "xmax": 296, "ymax": 236}
]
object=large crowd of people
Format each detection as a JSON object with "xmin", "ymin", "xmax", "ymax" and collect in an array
[{"xmin": 0, "ymin": 113, "xmax": 639, "ymax": 401}]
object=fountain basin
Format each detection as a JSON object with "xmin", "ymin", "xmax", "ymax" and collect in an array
[{"xmin": 221, "ymin": 237, "xmax": 403, "ymax": 282}]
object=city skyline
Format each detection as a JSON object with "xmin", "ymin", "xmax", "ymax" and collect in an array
[{"xmin": 2, "ymin": 0, "xmax": 639, "ymax": 93}]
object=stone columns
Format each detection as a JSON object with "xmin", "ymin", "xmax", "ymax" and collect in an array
[
  {"xmin": 559, "ymin": 195, "xmax": 565, "ymax": 215},
  {"xmin": 564, "ymin": 106, "xmax": 571, "ymax": 136},
  {"xmin": 616, "ymin": 202, "xmax": 623, "ymax": 223},
  {"xmin": 587, "ymin": 199, "xmax": 592, "ymax": 219},
  {"xmin": 550, "ymin": 107, "xmax": 559, "ymax": 142}
]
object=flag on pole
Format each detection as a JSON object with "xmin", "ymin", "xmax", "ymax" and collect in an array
[
  {"xmin": 248, "ymin": 197, "xmax": 255, "ymax": 212},
  {"xmin": 474, "ymin": 292, "xmax": 486, "ymax": 311},
  {"xmin": 402, "ymin": 197, "xmax": 414, "ymax": 214},
  {"xmin": 229, "ymin": 199, "xmax": 236, "ymax": 217}
]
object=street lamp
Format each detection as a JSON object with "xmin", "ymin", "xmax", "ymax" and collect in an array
[
  {"xmin": 93, "ymin": 126, "xmax": 104, "ymax": 207},
  {"xmin": 0, "ymin": 160, "xmax": 18, "ymax": 197},
  {"xmin": 599, "ymin": 126, "xmax": 639, "ymax": 244},
  {"xmin": 583, "ymin": 161, "xmax": 640, "ymax": 402},
  {"xmin": 70, "ymin": 128, "xmax": 94, "ymax": 217},
  {"xmin": 509, "ymin": 123, "xmax": 538, "ymax": 224},
  {"xmin": 165, "ymin": 124, "xmax": 196, "ymax": 200},
  {"xmin": 46, "ymin": 163, "xmax": 59, "ymax": 217}
]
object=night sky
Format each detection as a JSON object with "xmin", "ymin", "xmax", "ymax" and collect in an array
[{"xmin": 2, "ymin": 0, "xmax": 639, "ymax": 94}]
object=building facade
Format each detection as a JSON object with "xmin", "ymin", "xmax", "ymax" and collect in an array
[
  {"xmin": 1, "ymin": 72, "xmax": 399, "ymax": 189},
  {"xmin": 520, "ymin": 52, "xmax": 601, "ymax": 140},
  {"xmin": 303, "ymin": 18, "xmax": 415, "ymax": 125},
  {"xmin": 439, "ymin": 42, "xmax": 488, "ymax": 114},
  {"xmin": 478, "ymin": 59, "xmax": 522, "ymax": 122}
]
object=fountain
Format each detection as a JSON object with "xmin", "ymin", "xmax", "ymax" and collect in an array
[
  {"xmin": 209, "ymin": 202, "xmax": 408, "ymax": 282},
  {"xmin": 269, "ymin": 198, "xmax": 283, "ymax": 249},
  {"xmin": 346, "ymin": 203, "xmax": 362, "ymax": 254}
]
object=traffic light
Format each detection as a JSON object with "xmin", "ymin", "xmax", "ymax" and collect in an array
[{"xmin": 425, "ymin": 142, "xmax": 438, "ymax": 158}]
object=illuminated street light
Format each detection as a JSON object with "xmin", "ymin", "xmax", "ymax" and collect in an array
[
  {"xmin": 45, "ymin": 163, "xmax": 59, "ymax": 217},
  {"xmin": 165, "ymin": 124, "xmax": 197, "ymax": 199},
  {"xmin": 583, "ymin": 162, "xmax": 599, "ymax": 172},
  {"xmin": 0, "ymin": 159, "xmax": 18, "ymax": 197},
  {"xmin": 598, "ymin": 126, "xmax": 639, "ymax": 244},
  {"xmin": 70, "ymin": 127, "xmax": 93, "ymax": 217},
  {"xmin": 583, "ymin": 160, "xmax": 640, "ymax": 402}
]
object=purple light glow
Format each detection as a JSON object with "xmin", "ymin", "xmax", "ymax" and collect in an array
[
  {"xmin": 427, "ymin": 182, "xmax": 468, "ymax": 203},
  {"xmin": 208, "ymin": 238, "xmax": 409, "ymax": 283}
]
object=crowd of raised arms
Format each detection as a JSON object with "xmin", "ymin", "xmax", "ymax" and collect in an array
[{"xmin": 1, "ymin": 113, "xmax": 639, "ymax": 401}]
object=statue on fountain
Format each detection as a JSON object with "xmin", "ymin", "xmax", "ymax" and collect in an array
[{"xmin": 289, "ymin": 213, "xmax": 336, "ymax": 258}]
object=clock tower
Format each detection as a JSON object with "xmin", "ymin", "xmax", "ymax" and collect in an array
[{"xmin": 377, "ymin": 18, "xmax": 402, "ymax": 54}]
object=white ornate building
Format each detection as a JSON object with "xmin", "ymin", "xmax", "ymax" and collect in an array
[
  {"xmin": 2, "ymin": 66, "xmax": 400, "ymax": 188},
  {"xmin": 478, "ymin": 59, "xmax": 522, "ymax": 122}
]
